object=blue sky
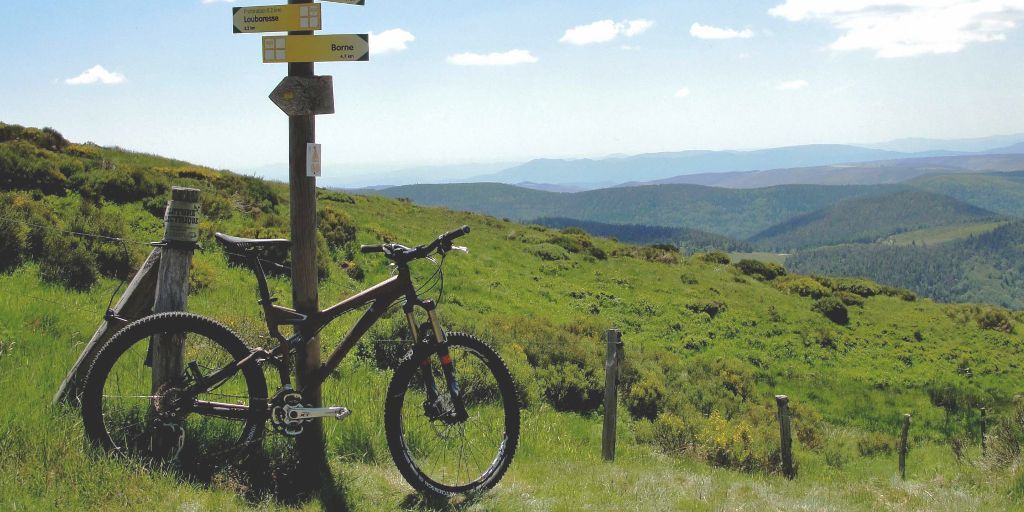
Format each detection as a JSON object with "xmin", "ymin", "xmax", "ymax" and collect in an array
[{"xmin": 1, "ymin": 0, "xmax": 1023, "ymax": 184}]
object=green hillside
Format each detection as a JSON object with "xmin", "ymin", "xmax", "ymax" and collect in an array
[
  {"xmin": 749, "ymin": 190, "xmax": 1001, "ymax": 251},
  {"xmin": 3, "ymin": 123, "xmax": 1024, "ymax": 510},
  {"xmin": 886, "ymin": 221, "xmax": 1008, "ymax": 246},
  {"xmin": 909, "ymin": 171, "xmax": 1024, "ymax": 217},
  {"xmin": 375, "ymin": 182, "xmax": 902, "ymax": 239}
]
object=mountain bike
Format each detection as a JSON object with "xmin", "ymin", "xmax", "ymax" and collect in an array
[{"xmin": 80, "ymin": 226, "xmax": 520, "ymax": 497}]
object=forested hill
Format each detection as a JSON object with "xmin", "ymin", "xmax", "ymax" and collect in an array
[
  {"xmin": 909, "ymin": 171, "xmax": 1024, "ymax": 218},
  {"xmin": 749, "ymin": 189, "xmax": 1001, "ymax": 251},
  {"xmin": 531, "ymin": 217, "xmax": 753, "ymax": 253},
  {"xmin": 376, "ymin": 182, "xmax": 901, "ymax": 239},
  {"xmin": 788, "ymin": 221, "xmax": 1024, "ymax": 308}
]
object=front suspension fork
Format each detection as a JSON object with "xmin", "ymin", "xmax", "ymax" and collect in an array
[{"xmin": 405, "ymin": 303, "xmax": 468, "ymax": 422}]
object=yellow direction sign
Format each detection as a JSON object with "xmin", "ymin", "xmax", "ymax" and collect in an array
[
  {"xmin": 262, "ymin": 34, "xmax": 369, "ymax": 63},
  {"xmin": 233, "ymin": 4, "xmax": 322, "ymax": 34}
]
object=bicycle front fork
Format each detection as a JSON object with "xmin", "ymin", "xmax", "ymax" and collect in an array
[{"xmin": 406, "ymin": 303, "xmax": 468, "ymax": 423}]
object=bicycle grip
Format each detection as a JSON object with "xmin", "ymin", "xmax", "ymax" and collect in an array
[
  {"xmin": 441, "ymin": 225, "xmax": 471, "ymax": 242},
  {"xmin": 360, "ymin": 245, "xmax": 385, "ymax": 253}
]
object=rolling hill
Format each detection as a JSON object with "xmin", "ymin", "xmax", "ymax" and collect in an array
[
  {"xmin": 749, "ymin": 190, "xmax": 1002, "ymax": 251},
  {"xmin": 628, "ymin": 153, "xmax": 1024, "ymax": 189},
  {"xmin": 531, "ymin": 217, "xmax": 753, "ymax": 253},
  {"xmin": 909, "ymin": 171, "xmax": 1024, "ymax": 218},
  {"xmin": 375, "ymin": 182, "xmax": 902, "ymax": 239},
  {"xmin": 470, "ymin": 144, "xmax": 939, "ymax": 186}
]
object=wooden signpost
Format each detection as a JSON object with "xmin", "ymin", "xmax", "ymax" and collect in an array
[{"xmin": 231, "ymin": 0, "xmax": 368, "ymax": 485}]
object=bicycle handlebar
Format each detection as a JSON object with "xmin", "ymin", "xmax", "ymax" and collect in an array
[{"xmin": 359, "ymin": 225, "xmax": 470, "ymax": 262}]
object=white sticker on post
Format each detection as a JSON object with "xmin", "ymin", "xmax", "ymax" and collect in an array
[{"xmin": 306, "ymin": 143, "xmax": 322, "ymax": 177}]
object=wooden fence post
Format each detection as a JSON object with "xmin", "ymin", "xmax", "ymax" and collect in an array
[
  {"xmin": 980, "ymin": 407, "xmax": 987, "ymax": 456},
  {"xmin": 776, "ymin": 395, "xmax": 794, "ymax": 479},
  {"xmin": 53, "ymin": 248, "xmax": 162, "ymax": 405},
  {"xmin": 602, "ymin": 329, "xmax": 623, "ymax": 461},
  {"xmin": 899, "ymin": 413, "xmax": 911, "ymax": 480},
  {"xmin": 150, "ymin": 188, "xmax": 199, "ymax": 424}
]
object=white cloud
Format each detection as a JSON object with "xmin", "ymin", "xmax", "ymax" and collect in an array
[
  {"xmin": 674, "ymin": 87, "xmax": 692, "ymax": 98},
  {"xmin": 447, "ymin": 49, "xmax": 538, "ymax": 66},
  {"xmin": 560, "ymin": 19, "xmax": 654, "ymax": 45},
  {"xmin": 370, "ymin": 29, "xmax": 414, "ymax": 55},
  {"xmin": 777, "ymin": 79, "xmax": 809, "ymax": 90},
  {"xmin": 65, "ymin": 65, "xmax": 125, "ymax": 85},
  {"xmin": 769, "ymin": 0, "xmax": 1024, "ymax": 58},
  {"xmin": 689, "ymin": 23, "xmax": 755, "ymax": 39}
]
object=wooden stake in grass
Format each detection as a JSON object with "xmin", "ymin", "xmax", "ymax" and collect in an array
[
  {"xmin": 980, "ymin": 407, "xmax": 987, "ymax": 456},
  {"xmin": 602, "ymin": 329, "xmax": 623, "ymax": 462},
  {"xmin": 150, "ymin": 187, "xmax": 200, "ymax": 455},
  {"xmin": 899, "ymin": 413, "xmax": 911, "ymax": 480},
  {"xmin": 776, "ymin": 395, "xmax": 794, "ymax": 479}
]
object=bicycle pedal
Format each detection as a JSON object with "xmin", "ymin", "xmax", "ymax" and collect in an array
[{"xmin": 334, "ymin": 407, "xmax": 351, "ymax": 421}]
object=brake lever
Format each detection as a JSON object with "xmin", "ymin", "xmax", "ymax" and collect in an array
[{"xmin": 451, "ymin": 245, "xmax": 469, "ymax": 254}]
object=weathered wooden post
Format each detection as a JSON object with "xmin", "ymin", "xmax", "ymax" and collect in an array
[
  {"xmin": 776, "ymin": 395, "xmax": 794, "ymax": 479},
  {"xmin": 602, "ymin": 329, "xmax": 623, "ymax": 461},
  {"xmin": 980, "ymin": 407, "xmax": 987, "ymax": 456},
  {"xmin": 53, "ymin": 249, "xmax": 162, "ymax": 405},
  {"xmin": 287, "ymin": 0, "xmax": 328, "ymax": 479},
  {"xmin": 151, "ymin": 187, "xmax": 200, "ymax": 392},
  {"xmin": 899, "ymin": 413, "xmax": 911, "ymax": 480}
]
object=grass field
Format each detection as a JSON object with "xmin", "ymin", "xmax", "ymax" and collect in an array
[
  {"xmin": 728, "ymin": 252, "xmax": 790, "ymax": 265},
  {"xmin": 884, "ymin": 221, "xmax": 1009, "ymax": 246}
]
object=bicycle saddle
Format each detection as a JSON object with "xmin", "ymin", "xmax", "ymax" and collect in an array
[{"xmin": 214, "ymin": 232, "xmax": 291, "ymax": 251}]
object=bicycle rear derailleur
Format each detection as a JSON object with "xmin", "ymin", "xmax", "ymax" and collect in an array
[{"xmin": 270, "ymin": 390, "xmax": 351, "ymax": 437}]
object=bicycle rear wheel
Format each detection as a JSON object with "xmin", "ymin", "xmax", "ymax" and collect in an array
[
  {"xmin": 80, "ymin": 312, "xmax": 268, "ymax": 464},
  {"xmin": 384, "ymin": 333, "xmax": 520, "ymax": 497}
]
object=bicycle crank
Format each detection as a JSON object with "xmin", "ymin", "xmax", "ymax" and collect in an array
[{"xmin": 284, "ymin": 404, "xmax": 352, "ymax": 421}]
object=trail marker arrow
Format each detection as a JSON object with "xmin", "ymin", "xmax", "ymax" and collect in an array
[
  {"xmin": 270, "ymin": 75, "xmax": 335, "ymax": 116},
  {"xmin": 262, "ymin": 34, "xmax": 369, "ymax": 63}
]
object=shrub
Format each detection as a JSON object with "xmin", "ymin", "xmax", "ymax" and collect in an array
[
  {"xmin": 857, "ymin": 432, "xmax": 898, "ymax": 457},
  {"xmin": 0, "ymin": 141, "xmax": 68, "ymax": 195},
  {"xmin": 611, "ymin": 245, "xmax": 680, "ymax": 264},
  {"xmin": 537, "ymin": 363, "xmax": 603, "ymax": 413},
  {"xmin": 626, "ymin": 372, "xmax": 666, "ymax": 420},
  {"xmin": 976, "ymin": 307, "xmax": 1014, "ymax": 333},
  {"xmin": 78, "ymin": 167, "xmax": 168, "ymax": 204},
  {"xmin": 685, "ymin": 301, "xmax": 727, "ymax": 319},
  {"xmin": 38, "ymin": 232, "xmax": 97, "ymax": 291},
  {"xmin": 320, "ymin": 206, "xmax": 357, "ymax": 249},
  {"xmin": 697, "ymin": 251, "xmax": 730, "ymax": 265},
  {"xmin": 698, "ymin": 409, "xmax": 782, "ymax": 473},
  {"xmin": 653, "ymin": 411, "xmax": 700, "ymax": 454},
  {"xmin": 812, "ymin": 296, "xmax": 849, "ymax": 325},
  {"xmin": 528, "ymin": 243, "xmax": 570, "ymax": 261},
  {"xmin": 828, "ymin": 277, "xmax": 881, "ymax": 298},
  {"xmin": 775, "ymin": 275, "xmax": 830, "ymax": 299},
  {"xmin": 835, "ymin": 291, "xmax": 864, "ymax": 307},
  {"xmin": 0, "ymin": 213, "xmax": 29, "ymax": 273},
  {"xmin": 189, "ymin": 258, "xmax": 217, "ymax": 292},
  {"xmin": 733, "ymin": 259, "xmax": 786, "ymax": 281},
  {"xmin": 341, "ymin": 260, "xmax": 365, "ymax": 281}
]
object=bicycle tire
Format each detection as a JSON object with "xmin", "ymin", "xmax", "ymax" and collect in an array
[
  {"xmin": 80, "ymin": 312, "xmax": 268, "ymax": 462},
  {"xmin": 384, "ymin": 333, "xmax": 520, "ymax": 497}
]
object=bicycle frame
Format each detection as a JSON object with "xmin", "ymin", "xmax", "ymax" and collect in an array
[{"xmin": 249, "ymin": 251, "xmax": 450, "ymax": 395}]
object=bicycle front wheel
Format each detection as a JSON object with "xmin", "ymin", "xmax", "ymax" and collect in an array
[
  {"xmin": 80, "ymin": 312, "xmax": 268, "ymax": 465},
  {"xmin": 384, "ymin": 333, "xmax": 520, "ymax": 497}
]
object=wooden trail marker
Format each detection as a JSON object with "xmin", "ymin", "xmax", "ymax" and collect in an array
[
  {"xmin": 776, "ymin": 395, "xmax": 795, "ymax": 479},
  {"xmin": 602, "ymin": 329, "xmax": 623, "ymax": 461},
  {"xmin": 262, "ymin": 34, "xmax": 370, "ymax": 63},
  {"xmin": 233, "ymin": 4, "xmax": 323, "ymax": 33},
  {"xmin": 151, "ymin": 188, "xmax": 200, "ymax": 394},
  {"xmin": 270, "ymin": 75, "xmax": 335, "ymax": 116},
  {"xmin": 53, "ymin": 249, "xmax": 162, "ymax": 405},
  {"xmin": 899, "ymin": 413, "xmax": 911, "ymax": 480}
]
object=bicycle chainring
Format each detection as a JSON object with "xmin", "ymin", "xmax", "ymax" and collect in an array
[{"xmin": 271, "ymin": 392, "xmax": 306, "ymax": 437}]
